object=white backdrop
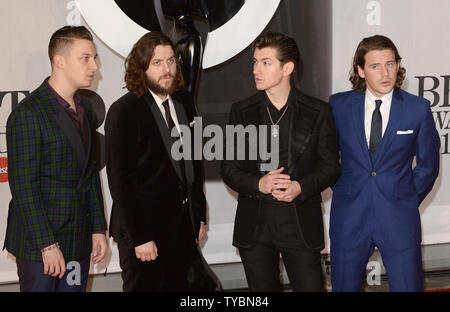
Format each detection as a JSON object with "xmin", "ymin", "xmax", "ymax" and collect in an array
[{"xmin": 0, "ymin": 0, "xmax": 449, "ymax": 283}]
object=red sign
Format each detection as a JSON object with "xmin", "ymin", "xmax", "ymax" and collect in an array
[{"xmin": 0, "ymin": 157, "xmax": 8, "ymax": 182}]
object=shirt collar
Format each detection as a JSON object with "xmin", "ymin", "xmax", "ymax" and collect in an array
[
  {"xmin": 365, "ymin": 88, "xmax": 393, "ymax": 106},
  {"xmin": 148, "ymin": 89, "xmax": 172, "ymax": 109},
  {"xmin": 45, "ymin": 78, "xmax": 82, "ymax": 110}
]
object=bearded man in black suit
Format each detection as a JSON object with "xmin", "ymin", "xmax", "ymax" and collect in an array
[{"xmin": 105, "ymin": 31, "xmax": 207, "ymax": 291}]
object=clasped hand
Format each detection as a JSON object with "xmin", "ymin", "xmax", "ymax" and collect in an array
[{"xmin": 258, "ymin": 167, "xmax": 302, "ymax": 202}]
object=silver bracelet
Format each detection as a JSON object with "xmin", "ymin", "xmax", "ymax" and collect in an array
[{"xmin": 41, "ymin": 242, "xmax": 60, "ymax": 253}]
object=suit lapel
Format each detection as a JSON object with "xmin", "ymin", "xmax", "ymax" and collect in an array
[
  {"xmin": 173, "ymin": 98, "xmax": 195, "ymax": 187},
  {"xmin": 241, "ymin": 94, "xmax": 264, "ymax": 169},
  {"xmin": 242, "ymin": 92, "xmax": 265, "ymax": 127},
  {"xmin": 351, "ymin": 92, "xmax": 372, "ymax": 165},
  {"xmin": 76, "ymin": 99, "xmax": 93, "ymax": 189},
  {"xmin": 371, "ymin": 89, "xmax": 404, "ymax": 164},
  {"xmin": 44, "ymin": 87, "xmax": 86, "ymax": 171},
  {"xmin": 144, "ymin": 93, "xmax": 184, "ymax": 183},
  {"xmin": 287, "ymin": 90, "xmax": 320, "ymax": 174}
]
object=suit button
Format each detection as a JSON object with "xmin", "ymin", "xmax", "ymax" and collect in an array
[{"xmin": 371, "ymin": 171, "xmax": 376, "ymax": 177}]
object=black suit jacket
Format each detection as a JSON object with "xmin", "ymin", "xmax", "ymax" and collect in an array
[
  {"xmin": 221, "ymin": 88, "xmax": 340, "ymax": 250},
  {"xmin": 105, "ymin": 90, "xmax": 206, "ymax": 252}
]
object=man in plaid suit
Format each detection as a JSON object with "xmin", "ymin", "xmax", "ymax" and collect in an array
[{"xmin": 3, "ymin": 26, "xmax": 107, "ymax": 292}]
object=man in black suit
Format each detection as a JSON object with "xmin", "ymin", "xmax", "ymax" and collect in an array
[
  {"xmin": 105, "ymin": 31, "xmax": 206, "ymax": 291},
  {"xmin": 221, "ymin": 32, "xmax": 340, "ymax": 291}
]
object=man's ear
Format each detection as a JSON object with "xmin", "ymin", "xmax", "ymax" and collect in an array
[
  {"xmin": 53, "ymin": 54, "xmax": 65, "ymax": 69},
  {"xmin": 357, "ymin": 65, "xmax": 365, "ymax": 78},
  {"xmin": 283, "ymin": 61, "xmax": 294, "ymax": 76}
]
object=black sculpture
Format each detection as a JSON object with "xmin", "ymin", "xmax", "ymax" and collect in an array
[
  {"xmin": 114, "ymin": 0, "xmax": 246, "ymax": 99},
  {"xmin": 161, "ymin": 0, "xmax": 245, "ymax": 98}
]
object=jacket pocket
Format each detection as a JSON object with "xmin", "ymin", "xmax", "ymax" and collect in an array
[
  {"xmin": 331, "ymin": 183, "xmax": 353, "ymax": 196},
  {"xmin": 395, "ymin": 187, "xmax": 419, "ymax": 201}
]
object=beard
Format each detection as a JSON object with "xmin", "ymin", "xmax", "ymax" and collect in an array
[{"xmin": 146, "ymin": 73, "xmax": 178, "ymax": 97}]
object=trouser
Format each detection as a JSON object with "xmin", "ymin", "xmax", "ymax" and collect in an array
[
  {"xmin": 16, "ymin": 257, "xmax": 90, "ymax": 292},
  {"xmin": 118, "ymin": 209, "xmax": 196, "ymax": 292},
  {"xmin": 239, "ymin": 201, "xmax": 323, "ymax": 292},
  {"xmin": 330, "ymin": 240, "xmax": 423, "ymax": 292}
]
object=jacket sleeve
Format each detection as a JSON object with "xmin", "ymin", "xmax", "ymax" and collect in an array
[
  {"xmin": 413, "ymin": 103, "xmax": 440, "ymax": 203},
  {"xmin": 6, "ymin": 105, "xmax": 56, "ymax": 250},
  {"xmin": 105, "ymin": 102, "xmax": 153, "ymax": 247},
  {"xmin": 192, "ymin": 155, "xmax": 207, "ymax": 225},
  {"xmin": 85, "ymin": 105, "xmax": 107, "ymax": 233},
  {"xmin": 184, "ymin": 92, "xmax": 207, "ymax": 226},
  {"xmin": 295, "ymin": 103, "xmax": 341, "ymax": 200},
  {"xmin": 220, "ymin": 103, "xmax": 261, "ymax": 195}
]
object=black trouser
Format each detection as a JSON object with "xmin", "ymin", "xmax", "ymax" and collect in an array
[
  {"xmin": 118, "ymin": 209, "xmax": 196, "ymax": 292},
  {"xmin": 239, "ymin": 201, "xmax": 323, "ymax": 292}
]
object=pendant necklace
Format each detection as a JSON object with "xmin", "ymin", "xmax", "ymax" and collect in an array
[{"xmin": 266, "ymin": 105, "xmax": 288, "ymax": 138}]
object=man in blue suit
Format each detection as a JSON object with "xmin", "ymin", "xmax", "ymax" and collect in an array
[{"xmin": 329, "ymin": 35, "xmax": 440, "ymax": 292}]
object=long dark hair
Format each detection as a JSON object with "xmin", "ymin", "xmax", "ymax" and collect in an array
[
  {"xmin": 350, "ymin": 35, "xmax": 406, "ymax": 92},
  {"xmin": 124, "ymin": 31, "xmax": 184, "ymax": 98}
]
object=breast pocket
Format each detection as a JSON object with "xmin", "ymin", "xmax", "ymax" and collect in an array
[{"xmin": 393, "ymin": 132, "xmax": 416, "ymax": 147}]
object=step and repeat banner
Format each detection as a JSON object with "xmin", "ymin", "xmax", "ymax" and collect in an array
[{"xmin": 0, "ymin": 0, "xmax": 448, "ymax": 283}]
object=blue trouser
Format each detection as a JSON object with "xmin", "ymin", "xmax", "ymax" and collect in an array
[
  {"xmin": 16, "ymin": 257, "xmax": 90, "ymax": 292},
  {"xmin": 330, "ymin": 240, "xmax": 423, "ymax": 292}
]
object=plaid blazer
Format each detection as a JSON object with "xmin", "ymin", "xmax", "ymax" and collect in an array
[{"xmin": 3, "ymin": 80, "xmax": 107, "ymax": 262}]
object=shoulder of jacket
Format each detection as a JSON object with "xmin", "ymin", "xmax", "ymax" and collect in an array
[{"xmin": 231, "ymin": 92, "xmax": 265, "ymax": 111}]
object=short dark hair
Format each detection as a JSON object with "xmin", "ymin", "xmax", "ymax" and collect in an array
[
  {"xmin": 48, "ymin": 26, "xmax": 93, "ymax": 64},
  {"xmin": 124, "ymin": 31, "xmax": 184, "ymax": 98},
  {"xmin": 252, "ymin": 31, "xmax": 301, "ymax": 75},
  {"xmin": 350, "ymin": 34, "xmax": 406, "ymax": 92}
]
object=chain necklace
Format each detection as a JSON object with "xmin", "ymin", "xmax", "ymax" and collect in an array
[{"xmin": 266, "ymin": 105, "xmax": 289, "ymax": 138}]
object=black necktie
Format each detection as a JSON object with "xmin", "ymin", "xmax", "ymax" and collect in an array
[
  {"xmin": 369, "ymin": 99, "xmax": 383, "ymax": 158},
  {"xmin": 162, "ymin": 100, "xmax": 186, "ymax": 183},
  {"xmin": 162, "ymin": 100, "xmax": 178, "ymax": 137}
]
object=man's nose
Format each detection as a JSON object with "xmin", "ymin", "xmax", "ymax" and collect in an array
[
  {"xmin": 162, "ymin": 61, "xmax": 170, "ymax": 73},
  {"xmin": 253, "ymin": 63, "xmax": 260, "ymax": 75},
  {"xmin": 91, "ymin": 59, "xmax": 99, "ymax": 71}
]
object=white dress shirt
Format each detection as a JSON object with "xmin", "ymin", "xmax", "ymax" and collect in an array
[
  {"xmin": 149, "ymin": 89, "xmax": 183, "ymax": 142},
  {"xmin": 364, "ymin": 89, "xmax": 393, "ymax": 147}
]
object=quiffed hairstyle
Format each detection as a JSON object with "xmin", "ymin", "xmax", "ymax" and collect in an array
[
  {"xmin": 350, "ymin": 34, "xmax": 406, "ymax": 92},
  {"xmin": 124, "ymin": 31, "xmax": 184, "ymax": 98},
  {"xmin": 252, "ymin": 31, "xmax": 302, "ymax": 76},
  {"xmin": 48, "ymin": 26, "xmax": 93, "ymax": 64}
]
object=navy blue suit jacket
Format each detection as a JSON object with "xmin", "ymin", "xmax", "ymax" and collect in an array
[{"xmin": 329, "ymin": 89, "xmax": 440, "ymax": 249}]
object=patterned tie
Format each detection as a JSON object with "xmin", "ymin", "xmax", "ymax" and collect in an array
[
  {"xmin": 369, "ymin": 99, "xmax": 383, "ymax": 158},
  {"xmin": 162, "ymin": 100, "xmax": 186, "ymax": 183}
]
